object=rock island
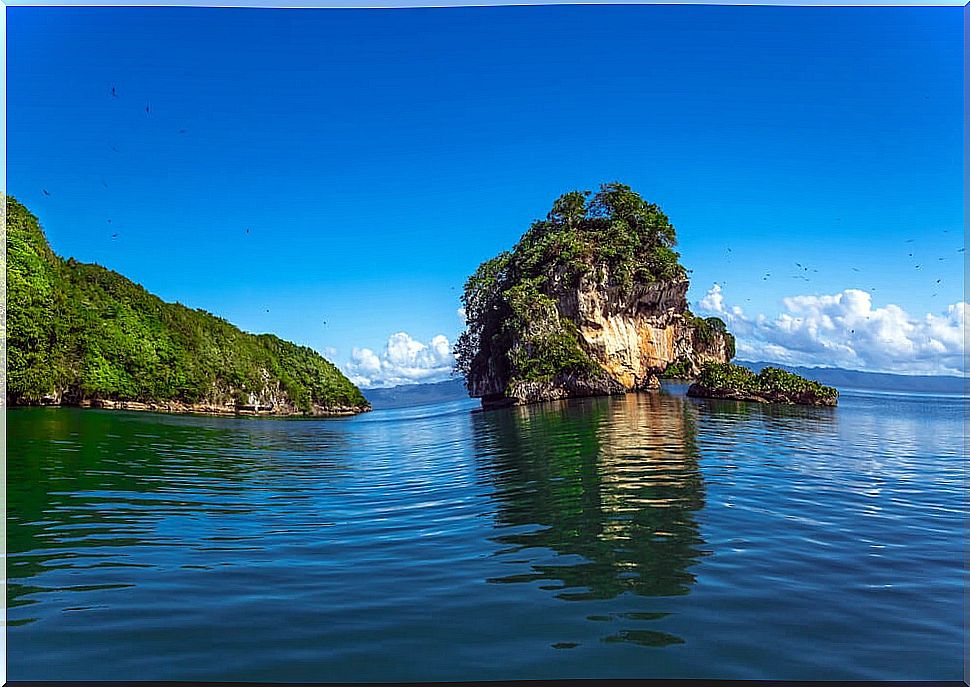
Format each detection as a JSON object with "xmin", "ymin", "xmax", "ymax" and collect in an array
[{"xmin": 456, "ymin": 183, "xmax": 736, "ymax": 408}]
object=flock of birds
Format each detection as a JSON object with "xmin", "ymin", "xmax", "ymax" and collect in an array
[
  {"xmin": 35, "ymin": 84, "xmax": 964, "ymax": 322},
  {"xmin": 39, "ymin": 89, "xmax": 251, "ymax": 242},
  {"xmin": 43, "ymin": 88, "xmax": 344, "ymax": 327},
  {"xmin": 721, "ymin": 230, "xmax": 960, "ymax": 301},
  {"xmin": 40, "ymin": 85, "xmax": 194, "ymax": 242},
  {"xmin": 38, "ymin": 84, "xmax": 291, "ymax": 318}
]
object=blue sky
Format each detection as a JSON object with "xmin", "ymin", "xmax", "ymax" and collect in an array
[{"xmin": 8, "ymin": 5, "xmax": 964, "ymax": 383}]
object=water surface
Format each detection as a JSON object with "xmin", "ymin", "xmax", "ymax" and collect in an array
[{"xmin": 7, "ymin": 387, "xmax": 964, "ymax": 680}]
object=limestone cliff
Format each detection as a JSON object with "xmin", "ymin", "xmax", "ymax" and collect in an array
[{"xmin": 456, "ymin": 183, "xmax": 734, "ymax": 409}]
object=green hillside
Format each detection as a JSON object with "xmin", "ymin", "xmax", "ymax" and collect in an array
[{"xmin": 5, "ymin": 197, "xmax": 368, "ymax": 414}]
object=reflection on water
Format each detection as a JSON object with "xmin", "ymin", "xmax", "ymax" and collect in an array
[
  {"xmin": 8, "ymin": 408, "xmax": 358, "ymax": 620},
  {"xmin": 7, "ymin": 388, "xmax": 964, "ymax": 681},
  {"xmin": 475, "ymin": 393, "xmax": 705, "ymax": 646}
]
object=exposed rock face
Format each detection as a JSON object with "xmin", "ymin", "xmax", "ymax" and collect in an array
[
  {"xmin": 558, "ymin": 273, "xmax": 731, "ymax": 388},
  {"xmin": 23, "ymin": 373, "xmax": 370, "ymax": 417},
  {"xmin": 81, "ymin": 399, "xmax": 365, "ymax": 416},
  {"xmin": 458, "ymin": 183, "xmax": 737, "ymax": 409},
  {"xmin": 471, "ymin": 269, "xmax": 733, "ymax": 409}
]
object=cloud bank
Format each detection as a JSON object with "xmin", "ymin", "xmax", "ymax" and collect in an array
[
  {"xmin": 696, "ymin": 284, "xmax": 966, "ymax": 376},
  {"xmin": 344, "ymin": 332, "xmax": 455, "ymax": 388}
]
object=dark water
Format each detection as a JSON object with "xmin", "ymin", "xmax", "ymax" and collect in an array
[{"xmin": 7, "ymin": 387, "xmax": 964, "ymax": 680}]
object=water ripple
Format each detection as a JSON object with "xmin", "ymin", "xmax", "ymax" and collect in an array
[{"xmin": 7, "ymin": 391, "xmax": 964, "ymax": 681}]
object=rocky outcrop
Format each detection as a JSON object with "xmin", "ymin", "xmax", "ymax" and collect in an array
[
  {"xmin": 472, "ymin": 269, "xmax": 733, "ymax": 409},
  {"xmin": 20, "ymin": 393, "xmax": 368, "ymax": 417},
  {"xmin": 686, "ymin": 383, "xmax": 837, "ymax": 407},
  {"xmin": 458, "ymin": 183, "xmax": 736, "ymax": 409},
  {"xmin": 556, "ymin": 272, "xmax": 731, "ymax": 388},
  {"xmin": 686, "ymin": 363, "xmax": 838, "ymax": 407}
]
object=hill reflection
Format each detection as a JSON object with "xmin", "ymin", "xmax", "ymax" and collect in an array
[
  {"xmin": 473, "ymin": 392, "xmax": 707, "ymax": 646},
  {"xmin": 7, "ymin": 408, "xmax": 357, "ymax": 617}
]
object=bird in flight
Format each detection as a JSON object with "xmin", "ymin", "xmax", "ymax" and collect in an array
[
  {"xmin": 905, "ymin": 239, "xmax": 914, "ymax": 243},
  {"xmin": 178, "ymin": 129, "xmax": 187, "ymax": 135},
  {"xmin": 111, "ymin": 233, "xmax": 119, "ymax": 239},
  {"xmin": 145, "ymin": 103, "xmax": 151, "ymax": 116},
  {"xmin": 111, "ymin": 86, "xmax": 119, "ymax": 98},
  {"xmin": 958, "ymin": 248, "xmax": 965, "ymax": 253}
]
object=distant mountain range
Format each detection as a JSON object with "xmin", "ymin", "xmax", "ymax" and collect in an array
[
  {"xmin": 736, "ymin": 361, "xmax": 966, "ymax": 395},
  {"xmin": 363, "ymin": 363, "xmax": 966, "ymax": 409},
  {"xmin": 362, "ymin": 378, "xmax": 469, "ymax": 409}
]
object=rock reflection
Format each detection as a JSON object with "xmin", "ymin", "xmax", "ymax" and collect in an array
[
  {"xmin": 474, "ymin": 392, "xmax": 707, "ymax": 646},
  {"xmin": 685, "ymin": 392, "xmax": 838, "ymax": 435}
]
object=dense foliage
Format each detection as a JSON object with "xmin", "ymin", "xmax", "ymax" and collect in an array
[
  {"xmin": 694, "ymin": 362, "xmax": 838, "ymax": 404},
  {"xmin": 455, "ymin": 183, "xmax": 687, "ymax": 388},
  {"xmin": 686, "ymin": 314, "xmax": 736, "ymax": 359},
  {"xmin": 659, "ymin": 357, "xmax": 695, "ymax": 380},
  {"xmin": 6, "ymin": 198, "xmax": 368, "ymax": 412}
]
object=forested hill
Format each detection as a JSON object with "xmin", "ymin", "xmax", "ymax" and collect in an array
[{"xmin": 6, "ymin": 197, "xmax": 369, "ymax": 415}]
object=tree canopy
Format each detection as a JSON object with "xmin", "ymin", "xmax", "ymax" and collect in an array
[
  {"xmin": 455, "ymin": 183, "xmax": 687, "ymax": 387},
  {"xmin": 6, "ymin": 197, "xmax": 368, "ymax": 412}
]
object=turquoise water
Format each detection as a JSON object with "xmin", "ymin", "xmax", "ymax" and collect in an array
[{"xmin": 7, "ymin": 386, "xmax": 964, "ymax": 680}]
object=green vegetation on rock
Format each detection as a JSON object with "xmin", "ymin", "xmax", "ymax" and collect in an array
[
  {"xmin": 5, "ymin": 197, "xmax": 368, "ymax": 413},
  {"xmin": 659, "ymin": 357, "xmax": 696, "ymax": 380},
  {"xmin": 688, "ymin": 362, "xmax": 838, "ymax": 406},
  {"xmin": 456, "ymin": 183, "xmax": 687, "ymax": 392},
  {"xmin": 687, "ymin": 314, "xmax": 736, "ymax": 359}
]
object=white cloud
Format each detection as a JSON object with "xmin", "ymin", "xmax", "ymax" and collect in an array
[
  {"xmin": 343, "ymin": 332, "xmax": 456, "ymax": 388},
  {"xmin": 695, "ymin": 284, "xmax": 966, "ymax": 376}
]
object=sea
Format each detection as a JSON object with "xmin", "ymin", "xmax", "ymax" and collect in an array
[{"xmin": 7, "ymin": 384, "xmax": 965, "ymax": 681}]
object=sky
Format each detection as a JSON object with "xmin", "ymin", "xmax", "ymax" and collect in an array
[{"xmin": 7, "ymin": 5, "xmax": 964, "ymax": 385}]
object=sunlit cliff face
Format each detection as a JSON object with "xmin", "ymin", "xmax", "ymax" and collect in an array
[{"xmin": 564, "ymin": 275, "xmax": 732, "ymax": 389}]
